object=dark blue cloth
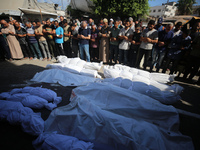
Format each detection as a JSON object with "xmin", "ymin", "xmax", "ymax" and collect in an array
[
  {"xmin": 78, "ymin": 27, "xmax": 91, "ymax": 45},
  {"xmin": 155, "ymin": 30, "xmax": 173, "ymax": 52}
]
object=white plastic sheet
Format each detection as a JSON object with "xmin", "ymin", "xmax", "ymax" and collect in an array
[
  {"xmin": 102, "ymin": 77, "xmax": 182, "ymax": 104},
  {"xmin": 31, "ymin": 69, "xmax": 99, "ymax": 86},
  {"xmin": 32, "ymin": 132, "xmax": 94, "ymax": 150},
  {"xmin": 0, "ymin": 100, "xmax": 44, "ymax": 136},
  {"xmin": 45, "ymin": 83, "xmax": 193, "ymax": 150}
]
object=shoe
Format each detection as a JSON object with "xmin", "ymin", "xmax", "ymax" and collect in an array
[
  {"xmin": 39, "ymin": 57, "xmax": 43, "ymax": 61},
  {"xmin": 42, "ymin": 58, "xmax": 47, "ymax": 61},
  {"xmin": 33, "ymin": 57, "xmax": 37, "ymax": 60},
  {"xmin": 29, "ymin": 57, "xmax": 33, "ymax": 60}
]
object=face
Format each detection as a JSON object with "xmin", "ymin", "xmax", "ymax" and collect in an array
[
  {"xmin": 129, "ymin": 20, "xmax": 133, "ymax": 25},
  {"xmin": 1, "ymin": 20, "xmax": 8, "ymax": 27},
  {"xmin": 148, "ymin": 24, "xmax": 155, "ymax": 30},
  {"xmin": 165, "ymin": 24, "xmax": 173, "ymax": 32},
  {"xmin": 36, "ymin": 22, "xmax": 41, "ymax": 27},
  {"xmin": 15, "ymin": 22, "xmax": 20, "ymax": 28},
  {"xmin": 71, "ymin": 26, "xmax": 75, "ymax": 30},
  {"xmin": 60, "ymin": 16, "xmax": 64, "ymax": 21},
  {"xmin": 89, "ymin": 19, "xmax": 92, "ymax": 24},
  {"xmin": 135, "ymin": 21, "xmax": 139, "ymax": 24},
  {"xmin": 175, "ymin": 25, "xmax": 182, "ymax": 31},
  {"xmin": 42, "ymin": 21, "xmax": 46, "ymax": 25},
  {"xmin": 114, "ymin": 21, "xmax": 119, "ymax": 28},
  {"xmin": 26, "ymin": 23, "xmax": 31, "ymax": 28},
  {"xmin": 82, "ymin": 22, "xmax": 87, "ymax": 28},
  {"xmin": 135, "ymin": 27, "xmax": 140, "ymax": 33},
  {"xmin": 32, "ymin": 22, "xmax": 36, "ymax": 27},
  {"xmin": 100, "ymin": 19, "xmax": 103, "ymax": 24},
  {"xmin": 64, "ymin": 23, "xmax": 68, "ymax": 27},
  {"xmin": 54, "ymin": 21, "xmax": 59, "ymax": 27},
  {"xmin": 103, "ymin": 22, "xmax": 108, "ymax": 26},
  {"xmin": 46, "ymin": 20, "xmax": 51, "ymax": 26},
  {"xmin": 125, "ymin": 21, "xmax": 130, "ymax": 28}
]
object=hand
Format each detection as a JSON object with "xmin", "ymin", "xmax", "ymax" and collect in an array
[
  {"xmin": 146, "ymin": 38, "xmax": 152, "ymax": 43},
  {"xmin": 131, "ymin": 40, "xmax": 136, "ymax": 44},
  {"xmin": 158, "ymin": 41, "xmax": 165, "ymax": 47},
  {"xmin": 27, "ymin": 33, "xmax": 30, "ymax": 36},
  {"xmin": 81, "ymin": 35, "xmax": 85, "ymax": 39},
  {"xmin": 124, "ymin": 36, "xmax": 128, "ymax": 40}
]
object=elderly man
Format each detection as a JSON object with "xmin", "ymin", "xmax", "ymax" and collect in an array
[
  {"xmin": 99, "ymin": 18, "xmax": 111, "ymax": 64},
  {"xmin": 1, "ymin": 19, "xmax": 23, "ymax": 59},
  {"xmin": 78, "ymin": 21, "xmax": 91, "ymax": 62}
]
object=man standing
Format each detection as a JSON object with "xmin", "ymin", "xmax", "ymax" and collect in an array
[
  {"xmin": 137, "ymin": 20, "xmax": 158, "ymax": 70},
  {"xmin": 109, "ymin": 20, "xmax": 120, "ymax": 64},
  {"xmin": 63, "ymin": 19, "xmax": 71, "ymax": 57},
  {"xmin": 71, "ymin": 23, "xmax": 79, "ymax": 58},
  {"xmin": 90, "ymin": 24, "xmax": 99, "ymax": 61},
  {"xmin": 155, "ymin": 17, "xmax": 165, "ymax": 32},
  {"xmin": 118, "ymin": 19, "xmax": 133, "ymax": 65},
  {"xmin": 129, "ymin": 24, "xmax": 142, "ymax": 67},
  {"xmin": 54, "ymin": 20, "xmax": 65, "ymax": 56},
  {"xmin": 172, "ymin": 22, "xmax": 182, "ymax": 37},
  {"xmin": 129, "ymin": 17, "xmax": 135, "ymax": 32},
  {"xmin": 15, "ymin": 21, "xmax": 33, "ymax": 60},
  {"xmin": 26, "ymin": 22, "xmax": 43, "ymax": 60},
  {"xmin": 1, "ymin": 20, "xmax": 23, "ymax": 59},
  {"xmin": 150, "ymin": 23, "xmax": 173, "ymax": 72},
  {"xmin": 59, "ymin": 16, "xmax": 64, "ymax": 28},
  {"xmin": 99, "ymin": 18, "xmax": 111, "ymax": 64},
  {"xmin": 43, "ymin": 18, "xmax": 57, "ymax": 59},
  {"xmin": 35, "ymin": 19, "xmax": 51, "ymax": 61},
  {"xmin": 78, "ymin": 21, "xmax": 91, "ymax": 62}
]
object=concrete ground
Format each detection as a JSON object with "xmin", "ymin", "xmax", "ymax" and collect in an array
[{"xmin": 0, "ymin": 59, "xmax": 200, "ymax": 150}]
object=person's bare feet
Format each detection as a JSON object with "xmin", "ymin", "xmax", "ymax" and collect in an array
[
  {"xmin": 23, "ymin": 57, "xmax": 29, "ymax": 60},
  {"xmin": 29, "ymin": 57, "xmax": 33, "ymax": 60},
  {"xmin": 47, "ymin": 58, "xmax": 51, "ymax": 61},
  {"xmin": 42, "ymin": 58, "xmax": 47, "ymax": 61}
]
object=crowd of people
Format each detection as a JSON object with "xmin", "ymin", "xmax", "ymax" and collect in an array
[{"xmin": 0, "ymin": 16, "xmax": 199, "ymax": 84}]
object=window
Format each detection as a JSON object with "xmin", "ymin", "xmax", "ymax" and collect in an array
[
  {"xmin": 157, "ymin": 15, "xmax": 160, "ymax": 18},
  {"xmin": 170, "ymin": 13, "xmax": 173, "ymax": 16},
  {"xmin": 153, "ymin": 10, "xmax": 156, "ymax": 12}
]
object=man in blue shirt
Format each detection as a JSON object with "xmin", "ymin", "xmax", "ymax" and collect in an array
[
  {"xmin": 78, "ymin": 21, "xmax": 91, "ymax": 62},
  {"xmin": 54, "ymin": 20, "xmax": 65, "ymax": 56},
  {"xmin": 150, "ymin": 23, "xmax": 174, "ymax": 72}
]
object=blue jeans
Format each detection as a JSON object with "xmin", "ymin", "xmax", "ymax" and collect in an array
[
  {"xmin": 29, "ymin": 42, "xmax": 43, "ymax": 58},
  {"xmin": 79, "ymin": 44, "xmax": 90, "ymax": 62},
  {"xmin": 109, "ymin": 44, "xmax": 119, "ymax": 64},
  {"xmin": 119, "ymin": 49, "xmax": 129, "ymax": 65},
  {"xmin": 151, "ymin": 48, "xmax": 166, "ymax": 72}
]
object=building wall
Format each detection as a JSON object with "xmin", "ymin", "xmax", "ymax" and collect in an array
[
  {"xmin": 149, "ymin": 2, "xmax": 177, "ymax": 18},
  {"xmin": 0, "ymin": 0, "xmax": 24, "ymax": 11}
]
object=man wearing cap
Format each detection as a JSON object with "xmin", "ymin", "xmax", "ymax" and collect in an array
[
  {"xmin": 155, "ymin": 17, "xmax": 165, "ymax": 32},
  {"xmin": 109, "ymin": 18, "xmax": 114, "ymax": 28},
  {"xmin": 137, "ymin": 20, "xmax": 158, "ymax": 70},
  {"xmin": 63, "ymin": 19, "xmax": 71, "ymax": 58},
  {"xmin": 99, "ymin": 18, "xmax": 111, "ymax": 64},
  {"xmin": 78, "ymin": 21, "xmax": 91, "ymax": 62},
  {"xmin": 129, "ymin": 17, "xmax": 135, "ymax": 32}
]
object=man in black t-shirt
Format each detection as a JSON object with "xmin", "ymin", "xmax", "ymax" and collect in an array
[
  {"xmin": 129, "ymin": 25, "xmax": 142, "ymax": 67},
  {"xmin": 71, "ymin": 23, "xmax": 79, "ymax": 57},
  {"xmin": 43, "ymin": 18, "xmax": 57, "ymax": 59},
  {"xmin": 15, "ymin": 21, "xmax": 33, "ymax": 59}
]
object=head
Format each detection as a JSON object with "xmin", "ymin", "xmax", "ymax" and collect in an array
[
  {"xmin": 129, "ymin": 17, "xmax": 133, "ymax": 25},
  {"xmin": 35, "ymin": 19, "xmax": 41, "ymax": 27},
  {"xmin": 175, "ymin": 22, "xmax": 182, "ymax": 31},
  {"xmin": 60, "ymin": 16, "xmax": 64, "ymax": 22},
  {"xmin": 148, "ymin": 20, "xmax": 155, "ymax": 30},
  {"xmin": 63, "ymin": 19, "xmax": 68, "ymax": 27},
  {"xmin": 81, "ymin": 21, "xmax": 87, "ymax": 29},
  {"xmin": 110, "ymin": 18, "xmax": 114, "ymax": 23},
  {"xmin": 142, "ymin": 26, "xmax": 146, "ymax": 31},
  {"xmin": 165, "ymin": 23, "xmax": 173, "ymax": 32},
  {"xmin": 92, "ymin": 24, "xmax": 96, "ymax": 30},
  {"xmin": 54, "ymin": 20, "xmax": 59, "ymax": 27},
  {"xmin": 25, "ymin": 22, "xmax": 32, "ymax": 28},
  {"xmin": 12, "ymin": 20, "xmax": 16, "ymax": 24},
  {"xmin": 125, "ymin": 20, "xmax": 130, "ymax": 28},
  {"xmin": 135, "ymin": 21, "xmax": 139, "ymax": 24},
  {"xmin": 114, "ymin": 21, "xmax": 119, "ymax": 29},
  {"xmin": 42, "ymin": 20, "xmax": 46, "ymax": 25},
  {"xmin": 14, "ymin": 21, "xmax": 20, "ymax": 29},
  {"xmin": 1, "ymin": 20, "xmax": 9, "ymax": 27},
  {"xmin": 193, "ymin": 22, "xmax": 200, "ymax": 31},
  {"xmin": 32, "ymin": 21, "xmax": 36, "ymax": 27},
  {"xmin": 135, "ymin": 24, "xmax": 141, "ymax": 33},
  {"xmin": 103, "ymin": 18, "xmax": 108, "ymax": 26},
  {"xmin": 46, "ymin": 18, "xmax": 51, "ymax": 26},
  {"xmin": 157, "ymin": 17, "xmax": 163, "ymax": 26},
  {"xmin": 100, "ymin": 18, "xmax": 104, "ymax": 24},
  {"xmin": 71, "ymin": 23, "xmax": 76, "ymax": 31},
  {"xmin": 182, "ymin": 29, "xmax": 191, "ymax": 38},
  {"xmin": 88, "ymin": 18, "xmax": 93, "ymax": 24}
]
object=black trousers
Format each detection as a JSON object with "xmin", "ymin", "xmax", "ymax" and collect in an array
[
  {"xmin": 0, "ymin": 38, "xmax": 11, "ymax": 59},
  {"xmin": 20, "ymin": 43, "xmax": 33, "ymax": 58},
  {"xmin": 129, "ymin": 45, "xmax": 140, "ymax": 67},
  {"xmin": 64, "ymin": 41, "xmax": 71, "ymax": 58},
  {"xmin": 137, "ymin": 48, "xmax": 152, "ymax": 69},
  {"xmin": 56, "ymin": 43, "xmax": 65, "ymax": 56},
  {"xmin": 162, "ymin": 58, "xmax": 179, "ymax": 74},
  {"xmin": 183, "ymin": 55, "xmax": 200, "ymax": 79}
]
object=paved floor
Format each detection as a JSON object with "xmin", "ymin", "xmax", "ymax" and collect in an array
[{"xmin": 0, "ymin": 59, "xmax": 199, "ymax": 150}]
